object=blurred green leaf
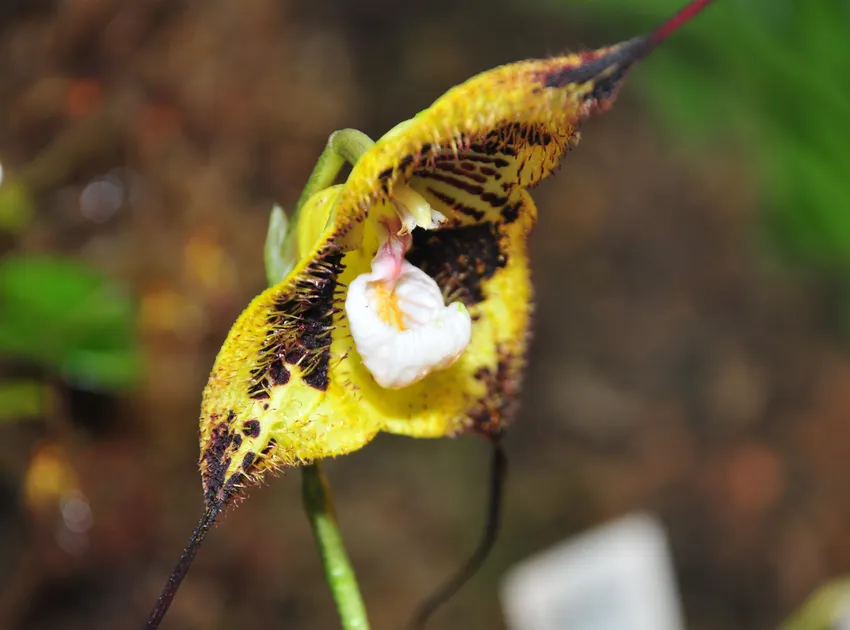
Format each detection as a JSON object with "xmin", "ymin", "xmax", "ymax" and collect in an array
[
  {"xmin": 0, "ymin": 181, "xmax": 34, "ymax": 234},
  {"xmin": 0, "ymin": 256, "xmax": 140, "ymax": 390},
  {"xmin": 0, "ymin": 380, "xmax": 49, "ymax": 422}
]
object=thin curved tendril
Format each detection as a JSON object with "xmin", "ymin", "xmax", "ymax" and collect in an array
[{"xmin": 410, "ymin": 440, "xmax": 507, "ymax": 630}]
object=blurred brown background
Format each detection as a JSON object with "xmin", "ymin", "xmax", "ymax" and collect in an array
[{"xmin": 1, "ymin": 0, "xmax": 849, "ymax": 629}]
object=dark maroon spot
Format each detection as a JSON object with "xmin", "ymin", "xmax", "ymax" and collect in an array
[
  {"xmin": 269, "ymin": 359, "xmax": 290, "ymax": 385},
  {"xmin": 473, "ymin": 367, "xmax": 491, "ymax": 381},
  {"xmin": 434, "ymin": 162, "xmax": 488, "ymax": 184},
  {"xmin": 501, "ymin": 201, "xmax": 521, "ymax": 224},
  {"xmin": 202, "ymin": 412, "xmax": 238, "ymax": 506},
  {"xmin": 426, "ymin": 188, "xmax": 485, "ymax": 221},
  {"xmin": 242, "ymin": 451, "xmax": 256, "ymax": 471},
  {"xmin": 481, "ymin": 192, "xmax": 509, "ymax": 208},
  {"xmin": 440, "ymin": 153, "xmax": 510, "ymax": 168},
  {"xmin": 242, "ymin": 420, "xmax": 261, "ymax": 438},
  {"xmin": 303, "ymin": 362, "xmax": 329, "ymax": 391},
  {"xmin": 408, "ymin": 223, "xmax": 506, "ymax": 305},
  {"xmin": 419, "ymin": 171, "xmax": 484, "ymax": 196},
  {"xmin": 477, "ymin": 140, "xmax": 518, "ymax": 157},
  {"xmin": 284, "ymin": 346, "xmax": 306, "ymax": 365},
  {"xmin": 397, "ymin": 154, "xmax": 415, "ymax": 171},
  {"xmin": 248, "ymin": 387, "xmax": 270, "ymax": 400}
]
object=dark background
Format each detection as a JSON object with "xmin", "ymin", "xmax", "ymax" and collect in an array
[{"xmin": 1, "ymin": 0, "xmax": 849, "ymax": 628}]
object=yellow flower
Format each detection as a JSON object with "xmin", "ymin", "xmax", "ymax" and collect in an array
[
  {"xmin": 143, "ymin": 5, "xmax": 719, "ymax": 629},
  {"xmin": 198, "ymin": 0, "xmax": 718, "ymax": 511}
]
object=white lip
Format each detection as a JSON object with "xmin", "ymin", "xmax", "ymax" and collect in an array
[{"xmin": 345, "ymin": 260, "xmax": 472, "ymax": 389}]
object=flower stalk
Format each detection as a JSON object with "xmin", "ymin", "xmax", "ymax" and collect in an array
[
  {"xmin": 301, "ymin": 463, "xmax": 370, "ymax": 630},
  {"xmin": 265, "ymin": 129, "xmax": 374, "ymax": 630}
]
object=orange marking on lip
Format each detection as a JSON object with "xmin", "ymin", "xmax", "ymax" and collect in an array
[{"xmin": 371, "ymin": 283, "xmax": 407, "ymax": 331}]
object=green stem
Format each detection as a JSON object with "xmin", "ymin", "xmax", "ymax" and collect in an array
[
  {"xmin": 268, "ymin": 129, "xmax": 375, "ymax": 283},
  {"xmin": 293, "ymin": 128, "xmax": 375, "ymax": 217},
  {"xmin": 301, "ymin": 463, "xmax": 370, "ymax": 630},
  {"xmin": 264, "ymin": 129, "xmax": 374, "ymax": 630}
]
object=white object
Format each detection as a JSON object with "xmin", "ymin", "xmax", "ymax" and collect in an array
[
  {"xmin": 346, "ymin": 206, "xmax": 471, "ymax": 389},
  {"xmin": 501, "ymin": 513, "xmax": 685, "ymax": 630},
  {"xmin": 346, "ymin": 260, "xmax": 471, "ymax": 389}
]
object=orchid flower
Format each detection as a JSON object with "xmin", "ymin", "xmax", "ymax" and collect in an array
[{"xmin": 146, "ymin": 2, "xmax": 718, "ymax": 628}]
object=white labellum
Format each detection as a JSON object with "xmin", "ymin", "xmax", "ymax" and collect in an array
[{"xmin": 346, "ymin": 260, "xmax": 472, "ymax": 389}]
